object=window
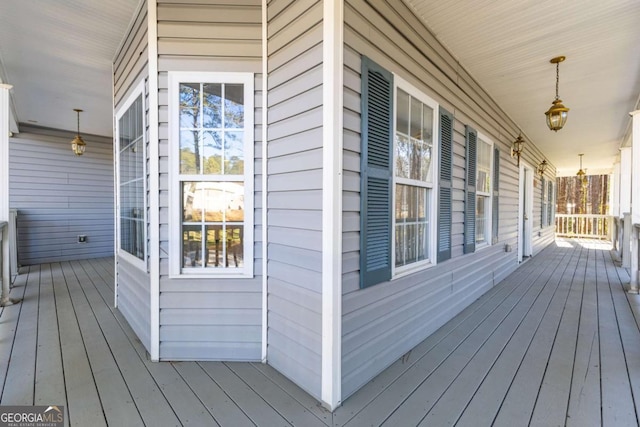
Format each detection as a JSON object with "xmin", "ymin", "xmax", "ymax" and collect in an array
[
  {"xmin": 169, "ymin": 72, "xmax": 254, "ymax": 277},
  {"xmin": 475, "ymin": 136, "xmax": 493, "ymax": 245},
  {"xmin": 360, "ymin": 58, "xmax": 445, "ymax": 288},
  {"xmin": 116, "ymin": 83, "xmax": 146, "ymax": 265},
  {"xmin": 393, "ymin": 80, "xmax": 438, "ymax": 273}
]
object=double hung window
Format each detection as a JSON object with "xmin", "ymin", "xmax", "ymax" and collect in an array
[
  {"xmin": 169, "ymin": 72, "xmax": 254, "ymax": 277},
  {"xmin": 475, "ymin": 136, "xmax": 493, "ymax": 246},
  {"xmin": 393, "ymin": 81, "xmax": 438, "ymax": 273}
]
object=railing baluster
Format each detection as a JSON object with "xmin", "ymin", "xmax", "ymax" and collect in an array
[{"xmin": 555, "ymin": 214, "xmax": 613, "ymax": 240}]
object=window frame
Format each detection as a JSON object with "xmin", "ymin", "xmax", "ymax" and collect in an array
[
  {"xmin": 168, "ymin": 71, "xmax": 254, "ymax": 279},
  {"xmin": 115, "ymin": 81, "xmax": 147, "ymax": 270},
  {"xmin": 391, "ymin": 75, "xmax": 439, "ymax": 278},
  {"xmin": 475, "ymin": 132, "xmax": 494, "ymax": 248},
  {"xmin": 543, "ymin": 179, "xmax": 554, "ymax": 227}
]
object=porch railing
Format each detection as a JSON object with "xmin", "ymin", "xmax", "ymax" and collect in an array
[{"xmin": 555, "ymin": 214, "xmax": 613, "ymax": 240}]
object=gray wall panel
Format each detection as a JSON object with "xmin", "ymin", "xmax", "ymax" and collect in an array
[
  {"xmin": 265, "ymin": 0, "xmax": 323, "ymax": 400},
  {"xmin": 341, "ymin": 0, "xmax": 554, "ymax": 399},
  {"xmin": 117, "ymin": 255, "xmax": 152, "ymax": 352},
  {"xmin": 9, "ymin": 127, "xmax": 114, "ymax": 265},
  {"xmin": 156, "ymin": 1, "xmax": 263, "ymax": 362}
]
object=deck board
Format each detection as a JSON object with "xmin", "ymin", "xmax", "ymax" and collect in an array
[
  {"xmin": 597, "ymin": 250, "xmax": 638, "ymax": 426},
  {"xmin": 565, "ymin": 249, "xmax": 601, "ymax": 427},
  {"xmin": 34, "ymin": 264, "xmax": 66, "ymax": 407},
  {"xmin": 444, "ymin": 244, "xmax": 572, "ymax": 427},
  {"xmin": 529, "ymin": 245, "xmax": 588, "ymax": 426},
  {"xmin": 1, "ymin": 265, "xmax": 38, "ymax": 406},
  {"xmin": 1, "ymin": 239, "xmax": 639, "ymax": 427},
  {"xmin": 390, "ymin": 244, "xmax": 568, "ymax": 426},
  {"xmin": 492, "ymin": 243, "xmax": 582, "ymax": 426}
]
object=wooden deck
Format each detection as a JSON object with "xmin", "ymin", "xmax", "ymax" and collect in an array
[{"xmin": 1, "ymin": 239, "xmax": 639, "ymax": 426}]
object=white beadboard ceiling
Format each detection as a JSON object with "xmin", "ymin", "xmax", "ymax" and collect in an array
[
  {"xmin": 0, "ymin": 0, "xmax": 140, "ymax": 137},
  {"xmin": 405, "ymin": 0, "xmax": 640, "ymax": 175},
  {"xmin": 1, "ymin": 0, "xmax": 639, "ymax": 175}
]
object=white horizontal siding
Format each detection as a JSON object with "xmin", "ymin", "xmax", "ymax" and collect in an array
[
  {"xmin": 9, "ymin": 127, "xmax": 114, "ymax": 265},
  {"xmin": 341, "ymin": 0, "xmax": 553, "ymax": 399}
]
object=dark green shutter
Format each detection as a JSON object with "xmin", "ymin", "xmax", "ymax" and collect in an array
[
  {"xmin": 464, "ymin": 126, "xmax": 477, "ymax": 254},
  {"xmin": 492, "ymin": 148, "xmax": 500, "ymax": 244},
  {"xmin": 437, "ymin": 107, "xmax": 454, "ymax": 262},
  {"xmin": 541, "ymin": 177, "xmax": 546, "ymax": 226},
  {"xmin": 360, "ymin": 57, "xmax": 393, "ymax": 288},
  {"xmin": 547, "ymin": 182, "xmax": 553, "ymax": 227}
]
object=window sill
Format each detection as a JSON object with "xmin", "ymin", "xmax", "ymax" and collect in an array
[
  {"xmin": 392, "ymin": 259, "xmax": 435, "ymax": 281},
  {"xmin": 169, "ymin": 270, "xmax": 254, "ymax": 280}
]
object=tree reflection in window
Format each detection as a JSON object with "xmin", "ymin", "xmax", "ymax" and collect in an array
[
  {"xmin": 179, "ymin": 83, "xmax": 244, "ymax": 175},
  {"xmin": 179, "ymin": 81, "xmax": 247, "ymax": 271}
]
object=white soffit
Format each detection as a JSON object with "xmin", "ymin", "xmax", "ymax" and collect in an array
[
  {"xmin": 404, "ymin": 0, "xmax": 640, "ymax": 176},
  {"xmin": 0, "ymin": 0, "xmax": 140, "ymax": 137}
]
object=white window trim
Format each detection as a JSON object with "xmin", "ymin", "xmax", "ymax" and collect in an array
[
  {"xmin": 168, "ymin": 71, "xmax": 254, "ymax": 279},
  {"xmin": 115, "ymin": 80, "xmax": 147, "ymax": 270},
  {"xmin": 391, "ymin": 75, "xmax": 439, "ymax": 279},
  {"xmin": 545, "ymin": 180, "xmax": 554, "ymax": 227},
  {"xmin": 475, "ymin": 131, "xmax": 493, "ymax": 249}
]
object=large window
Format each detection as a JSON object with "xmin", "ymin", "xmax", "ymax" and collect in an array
[
  {"xmin": 475, "ymin": 136, "xmax": 493, "ymax": 245},
  {"xmin": 116, "ymin": 84, "xmax": 146, "ymax": 264},
  {"xmin": 169, "ymin": 72, "xmax": 254, "ymax": 277},
  {"xmin": 393, "ymin": 79, "xmax": 438, "ymax": 273}
]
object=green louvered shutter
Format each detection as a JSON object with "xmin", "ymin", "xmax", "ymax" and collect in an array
[
  {"xmin": 360, "ymin": 57, "xmax": 393, "ymax": 288},
  {"xmin": 464, "ymin": 126, "xmax": 477, "ymax": 254},
  {"xmin": 547, "ymin": 181, "xmax": 553, "ymax": 227},
  {"xmin": 492, "ymin": 148, "xmax": 500, "ymax": 244},
  {"xmin": 437, "ymin": 108, "xmax": 454, "ymax": 262},
  {"xmin": 541, "ymin": 177, "xmax": 546, "ymax": 226}
]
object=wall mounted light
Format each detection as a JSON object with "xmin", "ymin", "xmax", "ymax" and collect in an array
[
  {"xmin": 537, "ymin": 159, "xmax": 548, "ymax": 177},
  {"xmin": 511, "ymin": 134, "xmax": 524, "ymax": 166},
  {"xmin": 545, "ymin": 56, "xmax": 570, "ymax": 131},
  {"xmin": 71, "ymin": 108, "xmax": 86, "ymax": 155}
]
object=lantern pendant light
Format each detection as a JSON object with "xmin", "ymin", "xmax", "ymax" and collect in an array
[
  {"xmin": 576, "ymin": 153, "xmax": 587, "ymax": 186},
  {"xmin": 71, "ymin": 108, "xmax": 86, "ymax": 155},
  {"xmin": 545, "ymin": 56, "xmax": 570, "ymax": 131}
]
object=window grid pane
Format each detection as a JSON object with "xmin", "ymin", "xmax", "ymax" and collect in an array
[
  {"xmin": 476, "ymin": 138, "xmax": 492, "ymax": 244},
  {"xmin": 179, "ymin": 81, "xmax": 247, "ymax": 273},
  {"xmin": 394, "ymin": 87, "xmax": 435, "ymax": 269},
  {"xmin": 119, "ymin": 94, "xmax": 145, "ymax": 260}
]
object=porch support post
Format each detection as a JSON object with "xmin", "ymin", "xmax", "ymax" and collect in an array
[
  {"xmin": 147, "ymin": 0, "xmax": 161, "ymax": 361},
  {"xmin": 628, "ymin": 110, "xmax": 640, "ymax": 293},
  {"xmin": 620, "ymin": 147, "xmax": 632, "ymax": 269},
  {"xmin": 321, "ymin": 0, "xmax": 343, "ymax": 411},
  {"xmin": 0, "ymin": 84, "xmax": 17, "ymax": 307}
]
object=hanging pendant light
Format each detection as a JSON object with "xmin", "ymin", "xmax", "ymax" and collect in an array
[
  {"xmin": 71, "ymin": 108, "xmax": 86, "ymax": 155},
  {"xmin": 576, "ymin": 153, "xmax": 587, "ymax": 186},
  {"xmin": 545, "ymin": 56, "xmax": 570, "ymax": 131}
]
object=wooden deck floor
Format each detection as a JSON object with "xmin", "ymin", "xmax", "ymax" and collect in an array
[{"xmin": 1, "ymin": 239, "xmax": 639, "ymax": 426}]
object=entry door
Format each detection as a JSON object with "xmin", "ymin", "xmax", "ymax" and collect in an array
[{"xmin": 518, "ymin": 163, "xmax": 534, "ymax": 262}]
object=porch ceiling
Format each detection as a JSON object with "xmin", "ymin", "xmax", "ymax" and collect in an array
[
  {"xmin": 1, "ymin": 1, "xmax": 639, "ymax": 176},
  {"xmin": 405, "ymin": 0, "xmax": 640, "ymax": 176},
  {"xmin": 0, "ymin": 0, "xmax": 140, "ymax": 137}
]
